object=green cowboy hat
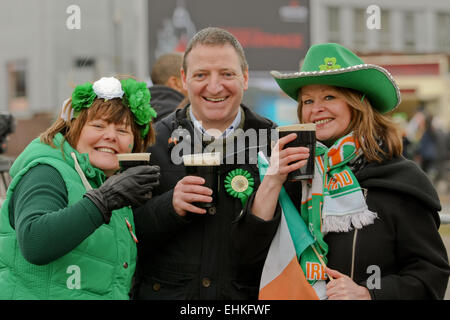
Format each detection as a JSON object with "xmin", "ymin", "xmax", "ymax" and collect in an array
[{"xmin": 271, "ymin": 43, "xmax": 401, "ymax": 114}]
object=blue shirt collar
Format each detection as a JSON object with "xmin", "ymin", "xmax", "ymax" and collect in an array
[{"xmin": 189, "ymin": 107, "xmax": 241, "ymax": 138}]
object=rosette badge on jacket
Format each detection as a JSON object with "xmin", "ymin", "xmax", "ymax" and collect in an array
[{"xmin": 69, "ymin": 77, "xmax": 157, "ymax": 138}]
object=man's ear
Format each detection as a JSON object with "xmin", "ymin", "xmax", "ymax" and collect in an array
[
  {"xmin": 167, "ymin": 74, "xmax": 187, "ymax": 96},
  {"xmin": 180, "ymin": 68, "xmax": 187, "ymax": 90},
  {"xmin": 243, "ymin": 69, "xmax": 249, "ymax": 91},
  {"xmin": 165, "ymin": 76, "xmax": 179, "ymax": 90}
]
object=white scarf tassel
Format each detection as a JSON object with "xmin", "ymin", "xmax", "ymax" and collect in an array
[{"xmin": 322, "ymin": 209, "xmax": 377, "ymax": 233}]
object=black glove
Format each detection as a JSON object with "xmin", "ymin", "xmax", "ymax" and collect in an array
[{"xmin": 84, "ymin": 165, "xmax": 160, "ymax": 223}]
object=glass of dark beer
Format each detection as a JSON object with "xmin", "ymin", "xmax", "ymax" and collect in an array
[
  {"xmin": 276, "ymin": 123, "xmax": 316, "ymax": 181},
  {"xmin": 116, "ymin": 153, "xmax": 151, "ymax": 171},
  {"xmin": 183, "ymin": 152, "xmax": 221, "ymax": 214}
]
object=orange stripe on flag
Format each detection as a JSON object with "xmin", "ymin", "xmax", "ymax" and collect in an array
[{"xmin": 259, "ymin": 257, "xmax": 319, "ymax": 300}]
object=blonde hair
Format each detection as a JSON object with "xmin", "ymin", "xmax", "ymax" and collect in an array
[
  {"xmin": 40, "ymin": 98, "xmax": 155, "ymax": 153},
  {"xmin": 297, "ymin": 87, "xmax": 403, "ymax": 163}
]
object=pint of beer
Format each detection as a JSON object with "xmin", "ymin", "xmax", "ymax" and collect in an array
[
  {"xmin": 116, "ymin": 153, "xmax": 151, "ymax": 171},
  {"xmin": 277, "ymin": 124, "xmax": 316, "ymax": 181},
  {"xmin": 182, "ymin": 152, "xmax": 221, "ymax": 212}
]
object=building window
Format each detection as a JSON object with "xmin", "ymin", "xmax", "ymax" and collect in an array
[
  {"xmin": 71, "ymin": 57, "xmax": 97, "ymax": 85},
  {"xmin": 328, "ymin": 7, "xmax": 340, "ymax": 43},
  {"xmin": 354, "ymin": 8, "xmax": 366, "ymax": 48},
  {"xmin": 436, "ymin": 12, "xmax": 450, "ymax": 51},
  {"xmin": 74, "ymin": 57, "xmax": 96, "ymax": 68},
  {"xmin": 379, "ymin": 10, "xmax": 391, "ymax": 50},
  {"xmin": 7, "ymin": 60, "xmax": 28, "ymax": 113},
  {"xmin": 404, "ymin": 12, "xmax": 416, "ymax": 52}
]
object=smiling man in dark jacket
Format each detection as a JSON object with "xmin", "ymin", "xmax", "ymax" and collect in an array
[{"xmin": 132, "ymin": 27, "xmax": 279, "ymax": 299}]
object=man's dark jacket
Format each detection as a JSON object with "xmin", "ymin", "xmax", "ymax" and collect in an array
[{"xmin": 132, "ymin": 105, "xmax": 279, "ymax": 299}]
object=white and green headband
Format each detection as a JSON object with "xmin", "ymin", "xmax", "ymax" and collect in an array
[{"xmin": 62, "ymin": 77, "xmax": 157, "ymax": 138}]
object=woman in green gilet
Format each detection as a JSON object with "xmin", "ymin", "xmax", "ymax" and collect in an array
[{"xmin": 0, "ymin": 76, "xmax": 160, "ymax": 299}]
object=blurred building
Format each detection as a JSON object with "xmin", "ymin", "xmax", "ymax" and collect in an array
[
  {"xmin": 1, "ymin": 0, "xmax": 449, "ymax": 157},
  {"xmin": 311, "ymin": 0, "xmax": 449, "ymax": 53},
  {"xmin": 0, "ymin": 0, "xmax": 149, "ymax": 156},
  {"xmin": 145, "ymin": 0, "xmax": 312, "ymax": 127},
  {"xmin": 310, "ymin": 0, "xmax": 450, "ymax": 129},
  {"xmin": 361, "ymin": 54, "xmax": 449, "ymax": 129}
]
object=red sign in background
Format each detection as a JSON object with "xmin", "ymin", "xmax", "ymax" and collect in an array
[{"xmin": 148, "ymin": 0, "xmax": 310, "ymax": 72}]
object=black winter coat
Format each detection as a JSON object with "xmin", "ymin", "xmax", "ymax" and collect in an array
[
  {"xmin": 132, "ymin": 105, "xmax": 279, "ymax": 300},
  {"xmin": 234, "ymin": 155, "xmax": 450, "ymax": 299}
]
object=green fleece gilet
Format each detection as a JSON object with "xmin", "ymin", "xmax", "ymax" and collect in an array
[{"xmin": 0, "ymin": 133, "xmax": 137, "ymax": 299}]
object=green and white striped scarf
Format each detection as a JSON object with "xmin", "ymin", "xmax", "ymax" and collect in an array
[{"xmin": 299, "ymin": 132, "xmax": 377, "ymax": 285}]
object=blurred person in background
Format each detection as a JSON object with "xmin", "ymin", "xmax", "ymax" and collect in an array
[
  {"xmin": 234, "ymin": 43, "xmax": 450, "ymax": 299},
  {"xmin": 0, "ymin": 77, "xmax": 160, "ymax": 299},
  {"xmin": 392, "ymin": 112, "xmax": 413, "ymax": 159},
  {"xmin": 430, "ymin": 116, "xmax": 450, "ymax": 191},
  {"xmin": 0, "ymin": 113, "xmax": 15, "ymax": 198},
  {"xmin": 406, "ymin": 105, "xmax": 426, "ymax": 145},
  {"xmin": 416, "ymin": 114, "xmax": 438, "ymax": 175},
  {"xmin": 0, "ymin": 113, "xmax": 15, "ymax": 155},
  {"xmin": 150, "ymin": 52, "xmax": 188, "ymax": 122}
]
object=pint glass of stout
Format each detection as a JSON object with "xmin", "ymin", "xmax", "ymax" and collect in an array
[
  {"xmin": 116, "ymin": 153, "xmax": 151, "ymax": 172},
  {"xmin": 277, "ymin": 123, "xmax": 316, "ymax": 181},
  {"xmin": 182, "ymin": 152, "xmax": 221, "ymax": 213}
]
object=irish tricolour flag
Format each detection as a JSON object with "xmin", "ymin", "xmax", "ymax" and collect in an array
[{"xmin": 257, "ymin": 152, "xmax": 319, "ymax": 300}]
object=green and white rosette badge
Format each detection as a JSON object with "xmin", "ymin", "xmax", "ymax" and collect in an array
[{"xmin": 224, "ymin": 169, "xmax": 254, "ymax": 207}]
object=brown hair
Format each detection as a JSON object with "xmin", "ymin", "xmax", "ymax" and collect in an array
[
  {"xmin": 40, "ymin": 98, "xmax": 155, "ymax": 153},
  {"xmin": 182, "ymin": 27, "xmax": 248, "ymax": 73},
  {"xmin": 297, "ymin": 87, "xmax": 402, "ymax": 163},
  {"xmin": 151, "ymin": 52, "xmax": 184, "ymax": 85}
]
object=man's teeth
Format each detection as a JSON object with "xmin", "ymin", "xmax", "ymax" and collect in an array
[
  {"xmin": 315, "ymin": 119, "xmax": 332, "ymax": 125},
  {"xmin": 97, "ymin": 148, "xmax": 115, "ymax": 154},
  {"xmin": 205, "ymin": 97, "xmax": 226, "ymax": 102}
]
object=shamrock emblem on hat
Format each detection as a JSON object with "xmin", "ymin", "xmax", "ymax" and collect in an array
[{"xmin": 319, "ymin": 57, "xmax": 341, "ymax": 71}]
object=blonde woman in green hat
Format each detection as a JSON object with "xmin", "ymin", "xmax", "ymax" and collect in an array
[
  {"xmin": 234, "ymin": 43, "xmax": 449, "ymax": 299},
  {"xmin": 0, "ymin": 77, "xmax": 160, "ymax": 299}
]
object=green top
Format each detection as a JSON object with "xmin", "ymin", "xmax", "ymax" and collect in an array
[
  {"xmin": 0, "ymin": 133, "xmax": 137, "ymax": 299},
  {"xmin": 10, "ymin": 164, "xmax": 103, "ymax": 265}
]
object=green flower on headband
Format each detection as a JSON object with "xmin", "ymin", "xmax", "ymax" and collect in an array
[
  {"xmin": 319, "ymin": 57, "xmax": 341, "ymax": 71},
  {"xmin": 121, "ymin": 78, "xmax": 157, "ymax": 126},
  {"xmin": 68, "ymin": 77, "xmax": 157, "ymax": 138},
  {"xmin": 71, "ymin": 82, "xmax": 96, "ymax": 114}
]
